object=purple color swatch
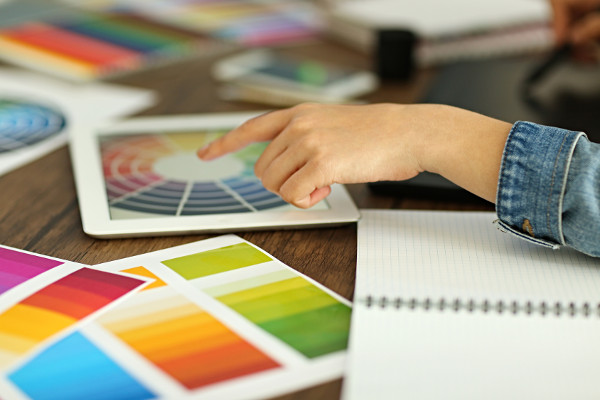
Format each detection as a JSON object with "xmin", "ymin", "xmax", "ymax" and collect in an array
[{"xmin": 0, "ymin": 247, "xmax": 63, "ymax": 295}]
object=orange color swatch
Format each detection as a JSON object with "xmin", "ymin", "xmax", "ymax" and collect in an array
[{"xmin": 100, "ymin": 293, "xmax": 279, "ymax": 389}]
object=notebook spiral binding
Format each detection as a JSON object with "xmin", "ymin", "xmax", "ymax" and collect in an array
[{"xmin": 362, "ymin": 296, "xmax": 600, "ymax": 317}]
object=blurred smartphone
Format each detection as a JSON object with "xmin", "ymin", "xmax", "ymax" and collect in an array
[{"xmin": 212, "ymin": 49, "xmax": 378, "ymax": 102}]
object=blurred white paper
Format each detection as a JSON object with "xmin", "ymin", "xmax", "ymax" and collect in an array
[
  {"xmin": 331, "ymin": 0, "xmax": 551, "ymax": 38},
  {"xmin": 0, "ymin": 68, "xmax": 155, "ymax": 176}
]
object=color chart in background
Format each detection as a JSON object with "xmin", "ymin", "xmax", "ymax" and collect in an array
[
  {"xmin": 0, "ymin": 246, "xmax": 63, "ymax": 295},
  {"xmin": 153, "ymin": 0, "xmax": 322, "ymax": 46},
  {"xmin": 61, "ymin": 0, "xmax": 323, "ymax": 46},
  {"xmin": 8, "ymin": 331, "xmax": 156, "ymax": 400},
  {"xmin": 0, "ymin": 11, "xmax": 217, "ymax": 80},
  {"xmin": 0, "ymin": 99, "xmax": 67, "ymax": 154},
  {"xmin": 99, "ymin": 290, "xmax": 281, "ymax": 390},
  {"xmin": 162, "ymin": 242, "xmax": 352, "ymax": 358},
  {"xmin": 0, "ymin": 267, "xmax": 145, "ymax": 369}
]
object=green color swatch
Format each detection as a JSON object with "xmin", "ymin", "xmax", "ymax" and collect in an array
[
  {"xmin": 209, "ymin": 271, "xmax": 351, "ymax": 358},
  {"xmin": 259, "ymin": 303, "xmax": 351, "ymax": 358},
  {"xmin": 161, "ymin": 242, "xmax": 272, "ymax": 280},
  {"xmin": 203, "ymin": 269, "xmax": 295, "ymax": 297}
]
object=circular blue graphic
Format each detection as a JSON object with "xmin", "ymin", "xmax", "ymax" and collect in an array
[{"xmin": 0, "ymin": 99, "xmax": 67, "ymax": 154}]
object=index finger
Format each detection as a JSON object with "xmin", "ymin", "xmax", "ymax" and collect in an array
[{"xmin": 197, "ymin": 109, "xmax": 294, "ymax": 160}]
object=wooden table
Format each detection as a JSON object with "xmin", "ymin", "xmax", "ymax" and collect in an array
[{"xmin": 0, "ymin": 38, "xmax": 493, "ymax": 399}]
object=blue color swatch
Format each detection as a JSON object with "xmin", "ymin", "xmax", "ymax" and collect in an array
[{"xmin": 9, "ymin": 332, "xmax": 155, "ymax": 400}]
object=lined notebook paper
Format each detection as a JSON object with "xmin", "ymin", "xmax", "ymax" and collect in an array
[{"xmin": 343, "ymin": 210, "xmax": 600, "ymax": 400}]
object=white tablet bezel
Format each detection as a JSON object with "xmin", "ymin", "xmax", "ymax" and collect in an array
[{"xmin": 70, "ymin": 112, "xmax": 360, "ymax": 238}]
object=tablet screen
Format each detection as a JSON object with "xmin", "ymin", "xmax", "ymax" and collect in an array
[{"xmin": 100, "ymin": 129, "xmax": 328, "ymax": 220}]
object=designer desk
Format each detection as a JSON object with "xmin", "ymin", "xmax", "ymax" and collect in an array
[{"xmin": 0, "ymin": 38, "xmax": 493, "ymax": 400}]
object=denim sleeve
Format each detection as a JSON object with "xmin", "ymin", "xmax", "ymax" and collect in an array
[{"xmin": 495, "ymin": 121, "xmax": 600, "ymax": 257}]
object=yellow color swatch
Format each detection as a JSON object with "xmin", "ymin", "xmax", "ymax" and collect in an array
[
  {"xmin": 0, "ymin": 304, "xmax": 76, "ymax": 368},
  {"xmin": 122, "ymin": 266, "xmax": 166, "ymax": 291}
]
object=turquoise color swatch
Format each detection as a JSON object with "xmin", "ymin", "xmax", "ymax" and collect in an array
[{"xmin": 9, "ymin": 332, "xmax": 155, "ymax": 400}]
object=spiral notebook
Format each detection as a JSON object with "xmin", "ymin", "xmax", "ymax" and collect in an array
[{"xmin": 343, "ymin": 210, "xmax": 600, "ymax": 400}]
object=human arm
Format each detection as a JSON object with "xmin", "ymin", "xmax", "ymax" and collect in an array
[
  {"xmin": 198, "ymin": 103, "xmax": 511, "ymax": 208},
  {"xmin": 198, "ymin": 103, "xmax": 600, "ymax": 256}
]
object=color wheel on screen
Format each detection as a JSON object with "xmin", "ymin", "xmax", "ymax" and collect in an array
[
  {"xmin": 0, "ymin": 98, "xmax": 66, "ymax": 154},
  {"xmin": 101, "ymin": 130, "xmax": 303, "ymax": 220}
]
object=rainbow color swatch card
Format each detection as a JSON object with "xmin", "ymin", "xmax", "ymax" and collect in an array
[
  {"xmin": 0, "ymin": 4, "xmax": 221, "ymax": 81},
  {"xmin": 60, "ymin": 0, "xmax": 323, "ymax": 46},
  {"xmin": 0, "ymin": 245, "xmax": 149, "ymax": 375},
  {"xmin": 4, "ymin": 235, "xmax": 351, "ymax": 400}
]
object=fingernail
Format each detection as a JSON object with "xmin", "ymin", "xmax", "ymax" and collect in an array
[{"xmin": 296, "ymin": 196, "xmax": 311, "ymax": 208}]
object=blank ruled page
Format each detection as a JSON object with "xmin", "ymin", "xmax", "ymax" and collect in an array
[
  {"xmin": 343, "ymin": 304, "xmax": 600, "ymax": 400},
  {"xmin": 344, "ymin": 209, "xmax": 600, "ymax": 400},
  {"xmin": 356, "ymin": 209, "xmax": 600, "ymax": 305}
]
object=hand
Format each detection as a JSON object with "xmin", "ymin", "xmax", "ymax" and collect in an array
[
  {"xmin": 198, "ymin": 103, "xmax": 512, "ymax": 207},
  {"xmin": 551, "ymin": 0, "xmax": 600, "ymax": 59},
  {"xmin": 198, "ymin": 103, "xmax": 424, "ymax": 208}
]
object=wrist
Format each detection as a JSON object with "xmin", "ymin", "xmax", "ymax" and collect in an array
[
  {"xmin": 409, "ymin": 104, "xmax": 464, "ymax": 175},
  {"xmin": 412, "ymin": 104, "xmax": 512, "ymax": 202}
]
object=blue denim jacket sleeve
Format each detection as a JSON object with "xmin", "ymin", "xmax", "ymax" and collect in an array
[{"xmin": 495, "ymin": 121, "xmax": 600, "ymax": 257}]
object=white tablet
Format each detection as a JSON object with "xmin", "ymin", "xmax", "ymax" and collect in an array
[{"xmin": 69, "ymin": 112, "xmax": 360, "ymax": 238}]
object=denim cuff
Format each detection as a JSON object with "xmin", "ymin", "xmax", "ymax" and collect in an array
[{"xmin": 495, "ymin": 121, "xmax": 584, "ymax": 248}]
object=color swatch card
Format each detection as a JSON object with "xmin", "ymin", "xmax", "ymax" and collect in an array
[
  {"xmin": 4, "ymin": 235, "xmax": 351, "ymax": 400},
  {"xmin": 61, "ymin": 0, "xmax": 323, "ymax": 46},
  {"xmin": 0, "ymin": 2, "xmax": 222, "ymax": 81},
  {"xmin": 0, "ymin": 245, "xmax": 149, "ymax": 373},
  {"xmin": 0, "ymin": 68, "xmax": 155, "ymax": 176}
]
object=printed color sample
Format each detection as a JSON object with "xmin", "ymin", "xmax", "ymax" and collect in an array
[
  {"xmin": 205, "ymin": 269, "xmax": 351, "ymax": 358},
  {"xmin": 162, "ymin": 242, "xmax": 272, "ymax": 279},
  {"xmin": 167, "ymin": 0, "xmax": 320, "ymax": 46},
  {"xmin": 0, "ymin": 99, "xmax": 66, "ymax": 154},
  {"xmin": 0, "ymin": 246, "xmax": 63, "ymax": 295},
  {"xmin": 0, "ymin": 268, "xmax": 144, "ymax": 368},
  {"xmin": 100, "ymin": 293, "xmax": 280, "ymax": 389},
  {"xmin": 88, "ymin": 0, "xmax": 322, "ymax": 46},
  {"xmin": 101, "ymin": 131, "xmax": 292, "ymax": 219},
  {"xmin": 0, "ymin": 13, "xmax": 211, "ymax": 80},
  {"xmin": 122, "ymin": 266, "xmax": 166, "ymax": 291},
  {"xmin": 9, "ymin": 331, "xmax": 156, "ymax": 400}
]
